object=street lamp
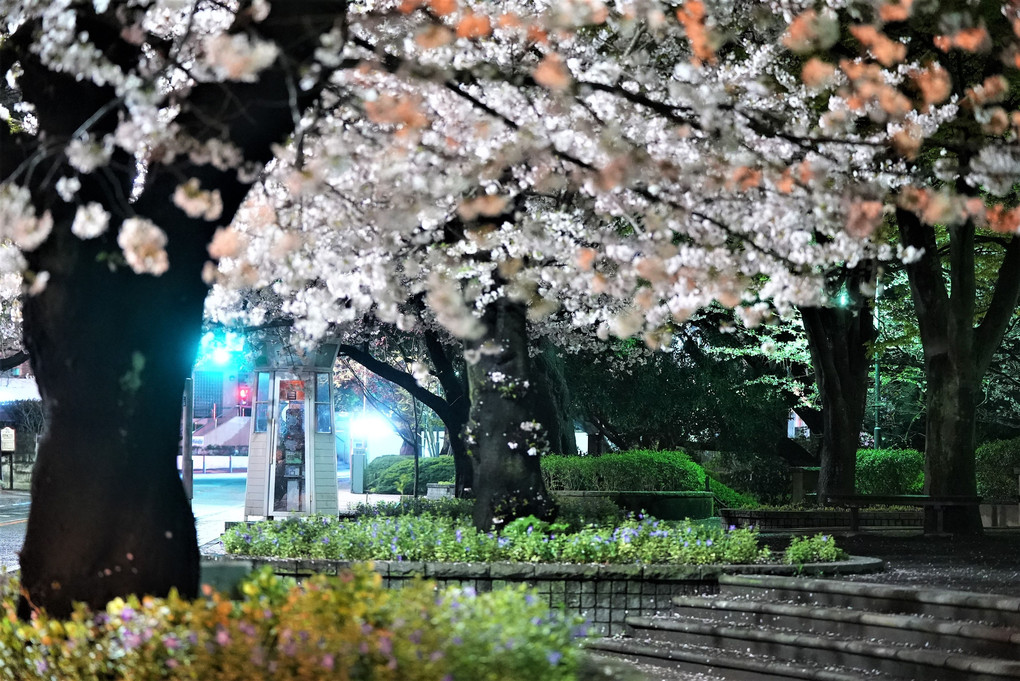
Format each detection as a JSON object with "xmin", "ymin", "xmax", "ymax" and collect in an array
[{"xmin": 873, "ymin": 281, "xmax": 882, "ymax": 449}]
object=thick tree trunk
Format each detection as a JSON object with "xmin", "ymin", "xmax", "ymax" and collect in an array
[
  {"xmin": 468, "ymin": 300, "xmax": 556, "ymax": 530},
  {"xmin": 19, "ymin": 219, "xmax": 209, "ymax": 618},
  {"xmin": 895, "ymin": 207, "xmax": 1020, "ymax": 534},
  {"xmin": 923, "ymin": 357, "xmax": 982, "ymax": 533},
  {"xmin": 6, "ymin": 3, "xmax": 341, "ymax": 615},
  {"xmin": 800, "ymin": 285, "xmax": 873, "ymax": 500}
]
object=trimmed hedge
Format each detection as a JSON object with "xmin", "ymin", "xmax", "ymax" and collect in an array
[
  {"xmin": 366, "ymin": 455, "xmax": 455, "ymax": 495},
  {"xmin": 854, "ymin": 448, "xmax": 924, "ymax": 495},
  {"xmin": 976, "ymin": 436, "xmax": 1020, "ymax": 502},
  {"xmin": 542, "ymin": 449, "xmax": 703, "ymax": 492},
  {"xmin": 542, "ymin": 449, "xmax": 754, "ymax": 508}
]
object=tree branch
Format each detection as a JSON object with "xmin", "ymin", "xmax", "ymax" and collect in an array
[
  {"xmin": 975, "ymin": 236, "xmax": 1020, "ymax": 377},
  {"xmin": 337, "ymin": 343, "xmax": 455, "ymax": 426},
  {"xmin": 0, "ymin": 351, "xmax": 30, "ymax": 373}
]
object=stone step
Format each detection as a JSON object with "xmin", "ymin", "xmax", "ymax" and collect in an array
[
  {"xmin": 670, "ymin": 595, "xmax": 1020, "ymax": 660},
  {"xmin": 585, "ymin": 636, "xmax": 904, "ymax": 681},
  {"xmin": 622, "ymin": 616, "xmax": 1020, "ymax": 681},
  {"xmin": 719, "ymin": 575, "xmax": 1020, "ymax": 628}
]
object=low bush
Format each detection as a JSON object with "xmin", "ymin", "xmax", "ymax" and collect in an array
[
  {"xmin": 709, "ymin": 478, "xmax": 757, "ymax": 509},
  {"xmin": 366, "ymin": 455, "xmax": 456, "ymax": 495},
  {"xmin": 224, "ymin": 515, "xmax": 844, "ymax": 567},
  {"xmin": 542, "ymin": 450, "xmax": 702, "ymax": 492},
  {"xmin": 784, "ymin": 534, "xmax": 848, "ymax": 564},
  {"xmin": 349, "ymin": 496, "xmax": 474, "ymax": 521},
  {"xmin": 554, "ymin": 495, "xmax": 627, "ymax": 530},
  {"xmin": 855, "ymin": 448, "xmax": 924, "ymax": 495},
  {"xmin": 976, "ymin": 437, "xmax": 1020, "ymax": 502},
  {"xmin": 0, "ymin": 566, "xmax": 586, "ymax": 681}
]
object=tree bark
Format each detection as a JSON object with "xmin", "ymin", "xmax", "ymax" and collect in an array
[
  {"xmin": 422, "ymin": 330, "xmax": 473, "ymax": 496},
  {"xmin": 896, "ymin": 207, "xmax": 1020, "ymax": 534},
  {"xmin": 527, "ymin": 343, "xmax": 575, "ymax": 455},
  {"xmin": 467, "ymin": 300, "xmax": 556, "ymax": 530},
  {"xmin": 7, "ymin": 2, "xmax": 342, "ymax": 616},
  {"xmin": 800, "ymin": 272, "xmax": 874, "ymax": 500}
]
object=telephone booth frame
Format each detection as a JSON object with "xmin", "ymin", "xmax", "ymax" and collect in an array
[{"xmin": 244, "ymin": 341, "xmax": 339, "ymax": 519}]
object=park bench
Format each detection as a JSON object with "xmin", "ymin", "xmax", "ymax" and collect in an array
[{"xmin": 823, "ymin": 494, "xmax": 982, "ymax": 534}]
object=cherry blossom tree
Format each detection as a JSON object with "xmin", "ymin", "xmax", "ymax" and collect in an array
[{"xmin": 1, "ymin": 0, "xmax": 345, "ymax": 615}]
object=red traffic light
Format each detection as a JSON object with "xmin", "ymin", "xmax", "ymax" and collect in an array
[{"xmin": 238, "ymin": 385, "xmax": 251, "ymax": 404}]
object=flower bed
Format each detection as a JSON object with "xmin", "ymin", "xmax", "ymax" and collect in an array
[
  {"xmin": 219, "ymin": 516, "xmax": 876, "ymax": 635},
  {"xmin": 0, "ymin": 566, "xmax": 588, "ymax": 681},
  {"xmin": 223, "ymin": 515, "xmax": 774, "ymax": 565}
]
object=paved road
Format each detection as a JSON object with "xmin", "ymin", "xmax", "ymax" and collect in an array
[{"xmin": 0, "ymin": 474, "xmax": 248, "ymax": 570}]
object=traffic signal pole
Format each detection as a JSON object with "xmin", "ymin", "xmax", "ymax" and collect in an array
[{"xmin": 182, "ymin": 377, "xmax": 194, "ymax": 500}]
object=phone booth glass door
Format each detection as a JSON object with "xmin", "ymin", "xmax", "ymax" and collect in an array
[{"xmin": 271, "ymin": 373, "xmax": 309, "ymax": 513}]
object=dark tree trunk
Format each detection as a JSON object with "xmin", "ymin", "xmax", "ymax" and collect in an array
[
  {"xmin": 800, "ymin": 269, "xmax": 874, "ymax": 500},
  {"xmin": 422, "ymin": 331, "xmax": 473, "ymax": 496},
  {"xmin": 19, "ymin": 218, "xmax": 208, "ymax": 618},
  {"xmin": 897, "ymin": 207, "xmax": 1020, "ymax": 534},
  {"xmin": 6, "ymin": 3, "xmax": 341, "ymax": 615},
  {"xmin": 468, "ymin": 300, "xmax": 556, "ymax": 530},
  {"xmin": 528, "ymin": 343, "xmax": 575, "ymax": 454}
]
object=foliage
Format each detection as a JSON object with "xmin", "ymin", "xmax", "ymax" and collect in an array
[
  {"xmin": 701, "ymin": 450, "xmax": 791, "ymax": 506},
  {"xmin": 553, "ymin": 495, "xmax": 628, "ymax": 530},
  {"xmin": 709, "ymin": 478, "xmax": 757, "ymax": 510},
  {"xmin": 784, "ymin": 534, "xmax": 848, "ymax": 565},
  {"xmin": 350, "ymin": 497, "xmax": 474, "ymax": 521},
  {"xmin": 217, "ymin": 514, "xmax": 850, "ymax": 566},
  {"xmin": 562, "ymin": 329, "xmax": 792, "ymax": 454},
  {"xmin": 542, "ymin": 450, "xmax": 703, "ymax": 492},
  {"xmin": 855, "ymin": 449, "xmax": 924, "ymax": 495},
  {"xmin": 366, "ymin": 455, "xmax": 456, "ymax": 495},
  {"xmin": 3, "ymin": 399, "xmax": 44, "ymax": 433},
  {"xmin": 976, "ymin": 437, "xmax": 1020, "ymax": 502},
  {"xmin": 0, "ymin": 566, "xmax": 586, "ymax": 681}
]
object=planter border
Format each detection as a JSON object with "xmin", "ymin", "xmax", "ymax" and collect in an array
[
  {"xmin": 202, "ymin": 554, "xmax": 883, "ymax": 636},
  {"xmin": 721, "ymin": 508, "xmax": 924, "ymax": 531}
]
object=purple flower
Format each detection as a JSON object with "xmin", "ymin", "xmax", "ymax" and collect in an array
[{"xmin": 547, "ymin": 650, "xmax": 563, "ymax": 666}]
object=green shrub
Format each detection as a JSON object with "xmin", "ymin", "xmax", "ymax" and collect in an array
[
  {"xmin": 0, "ymin": 566, "xmax": 586, "ymax": 681},
  {"xmin": 976, "ymin": 437, "xmax": 1020, "ymax": 502},
  {"xmin": 709, "ymin": 478, "xmax": 757, "ymax": 509},
  {"xmin": 350, "ymin": 496, "xmax": 474, "ymax": 521},
  {"xmin": 542, "ymin": 450, "xmax": 702, "ymax": 492},
  {"xmin": 855, "ymin": 448, "xmax": 924, "ymax": 495},
  {"xmin": 784, "ymin": 533, "xmax": 848, "ymax": 564},
  {"xmin": 554, "ymin": 494, "xmax": 627, "ymax": 530},
  {"xmin": 367, "ymin": 455, "xmax": 456, "ymax": 495},
  {"xmin": 364, "ymin": 454, "xmax": 403, "ymax": 489},
  {"xmin": 223, "ymin": 514, "xmax": 797, "ymax": 565}
]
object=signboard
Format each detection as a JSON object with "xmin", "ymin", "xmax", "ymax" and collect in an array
[
  {"xmin": 192, "ymin": 436, "xmax": 204, "ymax": 447},
  {"xmin": 0, "ymin": 428, "xmax": 14, "ymax": 452},
  {"xmin": 279, "ymin": 380, "xmax": 305, "ymax": 402}
]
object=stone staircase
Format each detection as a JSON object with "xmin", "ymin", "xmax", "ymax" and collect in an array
[{"xmin": 586, "ymin": 574, "xmax": 1020, "ymax": 680}]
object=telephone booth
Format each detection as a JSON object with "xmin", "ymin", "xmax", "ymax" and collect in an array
[{"xmin": 244, "ymin": 342, "xmax": 339, "ymax": 519}]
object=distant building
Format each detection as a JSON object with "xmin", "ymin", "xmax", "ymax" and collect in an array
[{"xmin": 192, "ymin": 370, "xmax": 251, "ymax": 419}]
